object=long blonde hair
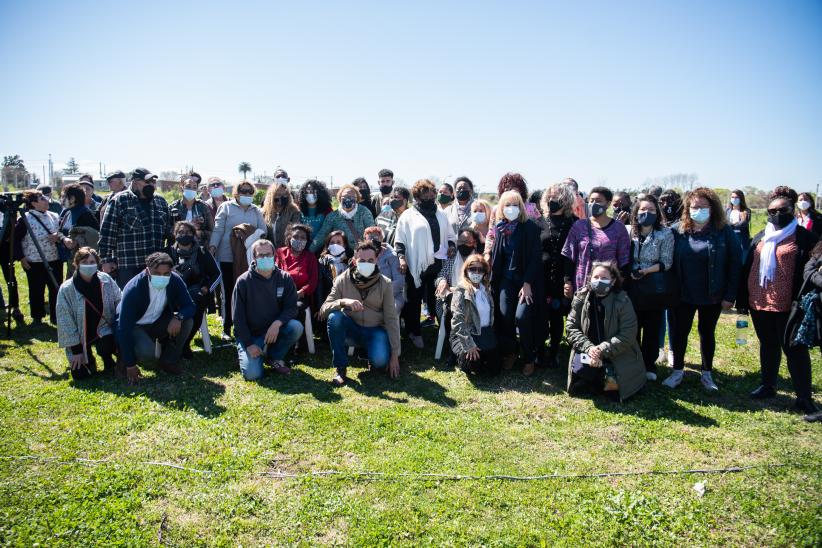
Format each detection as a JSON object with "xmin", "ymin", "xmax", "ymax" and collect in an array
[
  {"xmin": 495, "ymin": 190, "xmax": 528, "ymax": 223},
  {"xmin": 458, "ymin": 254, "xmax": 491, "ymax": 296},
  {"xmin": 262, "ymin": 182, "xmax": 296, "ymax": 224}
]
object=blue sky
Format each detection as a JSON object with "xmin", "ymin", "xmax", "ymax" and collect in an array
[{"xmin": 2, "ymin": 0, "xmax": 820, "ymax": 193}]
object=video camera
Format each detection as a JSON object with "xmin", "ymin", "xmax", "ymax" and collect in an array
[{"xmin": 0, "ymin": 192, "xmax": 25, "ymax": 213}]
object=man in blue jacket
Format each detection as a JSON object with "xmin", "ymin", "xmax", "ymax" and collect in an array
[{"xmin": 116, "ymin": 252, "xmax": 195, "ymax": 384}]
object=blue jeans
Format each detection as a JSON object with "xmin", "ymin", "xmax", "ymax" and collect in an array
[
  {"xmin": 237, "ymin": 319, "xmax": 303, "ymax": 380},
  {"xmin": 327, "ymin": 311, "xmax": 390, "ymax": 374}
]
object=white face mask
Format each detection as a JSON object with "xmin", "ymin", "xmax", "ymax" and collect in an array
[
  {"xmin": 275, "ymin": 177, "xmax": 288, "ymax": 185},
  {"xmin": 356, "ymin": 261, "xmax": 375, "ymax": 277},
  {"xmin": 328, "ymin": 243, "xmax": 345, "ymax": 256},
  {"xmin": 503, "ymin": 205, "xmax": 520, "ymax": 221},
  {"xmin": 798, "ymin": 200, "xmax": 811, "ymax": 211},
  {"xmin": 472, "ymin": 211, "xmax": 486, "ymax": 224},
  {"xmin": 468, "ymin": 271, "xmax": 484, "ymax": 284},
  {"xmin": 183, "ymin": 189, "xmax": 198, "ymax": 201},
  {"xmin": 306, "ymin": 193, "xmax": 317, "ymax": 204}
]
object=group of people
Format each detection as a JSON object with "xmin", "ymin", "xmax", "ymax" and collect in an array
[{"xmin": 3, "ymin": 167, "xmax": 821, "ymax": 421}]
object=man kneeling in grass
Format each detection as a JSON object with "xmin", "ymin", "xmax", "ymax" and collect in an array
[
  {"xmin": 116, "ymin": 252, "xmax": 195, "ymax": 384},
  {"xmin": 320, "ymin": 241, "xmax": 401, "ymax": 386},
  {"xmin": 232, "ymin": 239, "xmax": 303, "ymax": 380}
]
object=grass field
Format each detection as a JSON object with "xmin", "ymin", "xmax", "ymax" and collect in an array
[{"xmin": 2, "ymin": 227, "xmax": 821, "ymax": 545}]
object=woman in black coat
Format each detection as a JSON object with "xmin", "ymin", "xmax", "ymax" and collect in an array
[{"xmin": 490, "ymin": 190, "xmax": 543, "ymax": 375}]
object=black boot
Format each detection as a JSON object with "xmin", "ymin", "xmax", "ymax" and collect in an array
[
  {"xmin": 794, "ymin": 397, "xmax": 819, "ymax": 414},
  {"xmin": 750, "ymin": 385, "xmax": 776, "ymax": 399}
]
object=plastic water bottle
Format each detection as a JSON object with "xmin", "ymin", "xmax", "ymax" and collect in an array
[{"xmin": 735, "ymin": 315, "xmax": 749, "ymax": 346}]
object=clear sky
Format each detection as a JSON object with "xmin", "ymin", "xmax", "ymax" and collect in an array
[{"xmin": 2, "ymin": 0, "xmax": 820, "ymax": 193}]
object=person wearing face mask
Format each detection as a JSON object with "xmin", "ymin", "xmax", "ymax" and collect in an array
[
  {"xmin": 56, "ymin": 247, "xmax": 121, "ymax": 380},
  {"xmin": 655, "ymin": 189, "xmax": 684, "ymax": 365},
  {"xmin": 450, "ymin": 254, "xmax": 500, "ymax": 376},
  {"xmin": 297, "ymin": 179, "xmax": 333, "ymax": 237},
  {"xmin": 795, "ymin": 192, "xmax": 822, "ymax": 237},
  {"xmin": 562, "ymin": 186, "xmax": 631, "ymax": 293},
  {"xmin": 115, "ymin": 252, "xmax": 196, "ymax": 384},
  {"xmin": 275, "ymin": 224, "xmax": 319, "ymax": 336},
  {"xmin": 57, "ymin": 183, "xmax": 100, "ymax": 276},
  {"xmin": 665, "ymin": 187, "xmax": 742, "ymax": 391},
  {"xmin": 535, "ymin": 183, "xmax": 577, "ymax": 369},
  {"xmin": 364, "ymin": 226, "xmax": 405, "ymax": 315},
  {"xmin": 738, "ymin": 186, "xmax": 819, "ymax": 415},
  {"xmin": 490, "ymin": 190, "xmax": 543, "ymax": 375},
  {"xmin": 164, "ymin": 221, "xmax": 221, "ymax": 359},
  {"xmin": 612, "ymin": 192, "xmax": 633, "ymax": 226},
  {"xmin": 208, "ymin": 180, "xmax": 267, "ymax": 339},
  {"xmin": 394, "ymin": 179, "xmax": 457, "ymax": 348},
  {"xmin": 469, "ymin": 199, "xmax": 492, "ymax": 248},
  {"xmin": 434, "ymin": 229, "xmax": 480, "ymax": 364},
  {"xmin": 310, "ymin": 184, "xmax": 375, "ymax": 254},
  {"xmin": 99, "ymin": 168, "xmax": 173, "ymax": 289},
  {"xmin": 437, "ymin": 183, "xmax": 455, "ymax": 211},
  {"xmin": 315, "ymin": 230, "xmax": 354, "ymax": 318},
  {"xmin": 36, "ymin": 182, "xmax": 63, "ymax": 214},
  {"xmin": 233, "ymin": 239, "xmax": 304, "ymax": 380},
  {"xmin": 205, "ymin": 178, "xmax": 229, "ymax": 219},
  {"xmin": 484, "ymin": 173, "xmax": 542, "ymax": 257},
  {"xmin": 725, "ymin": 189, "xmax": 751, "ymax": 259},
  {"xmin": 320, "ymin": 241, "xmax": 401, "ymax": 386},
  {"xmin": 262, "ymin": 181, "xmax": 301, "ymax": 248},
  {"xmin": 626, "ymin": 196, "xmax": 675, "ymax": 381},
  {"xmin": 169, "ymin": 175, "xmax": 215, "ymax": 248},
  {"xmin": 372, "ymin": 169, "xmax": 395, "ymax": 214},
  {"xmin": 566, "ymin": 261, "xmax": 646, "ymax": 401},
  {"xmin": 444, "ymin": 177, "xmax": 476, "ymax": 236},
  {"xmin": 352, "ymin": 177, "xmax": 377, "ymax": 219},
  {"xmin": 658, "ymin": 190, "xmax": 683, "ymax": 228},
  {"xmin": 375, "ymin": 186, "xmax": 410, "ymax": 246}
]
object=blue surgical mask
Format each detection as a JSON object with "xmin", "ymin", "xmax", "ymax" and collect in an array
[
  {"xmin": 78, "ymin": 263, "xmax": 98, "ymax": 277},
  {"xmin": 256, "ymin": 256, "xmax": 275, "ymax": 271},
  {"xmin": 591, "ymin": 278, "xmax": 611, "ymax": 296},
  {"xmin": 730, "ymin": 197, "xmax": 740, "ymax": 207},
  {"xmin": 150, "ymin": 274, "xmax": 171, "ymax": 290},
  {"xmin": 690, "ymin": 207, "xmax": 710, "ymax": 224},
  {"xmin": 183, "ymin": 189, "xmax": 198, "ymax": 201},
  {"xmin": 239, "ymin": 195, "xmax": 254, "ymax": 206},
  {"xmin": 210, "ymin": 188, "xmax": 224, "ymax": 199},
  {"xmin": 306, "ymin": 193, "xmax": 317, "ymax": 205}
]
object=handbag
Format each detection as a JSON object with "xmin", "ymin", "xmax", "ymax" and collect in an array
[{"xmin": 627, "ymin": 233, "xmax": 678, "ymax": 310}]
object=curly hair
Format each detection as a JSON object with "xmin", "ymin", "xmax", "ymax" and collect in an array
[
  {"xmin": 541, "ymin": 182, "xmax": 576, "ymax": 218},
  {"xmin": 287, "ymin": 223, "xmax": 312, "ymax": 242},
  {"xmin": 769, "ymin": 185, "xmax": 798, "ymax": 206},
  {"xmin": 262, "ymin": 182, "xmax": 296, "ymax": 225},
  {"xmin": 297, "ymin": 179, "xmax": 333, "ymax": 215},
  {"xmin": 336, "ymin": 184, "xmax": 362, "ymax": 204},
  {"xmin": 411, "ymin": 179, "xmax": 436, "ymax": 200},
  {"xmin": 680, "ymin": 187, "xmax": 726, "ymax": 233},
  {"xmin": 497, "ymin": 172, "xmax": 528, "ymax": 201}
]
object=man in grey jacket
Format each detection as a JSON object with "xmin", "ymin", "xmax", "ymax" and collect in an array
[{"xmin": 232, "ymin": 239, "xmax": 303, "ymax": 380}]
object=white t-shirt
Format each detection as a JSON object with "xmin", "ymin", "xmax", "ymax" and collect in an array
[
  {"xmin": 137, "ymin": 286, "xmax": 168, "ymax": 325},
  {"xmin": 475, "ymin": 286, "xmax": 492, "ymax": 328}
]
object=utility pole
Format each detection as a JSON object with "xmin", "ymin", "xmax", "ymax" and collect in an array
[{"xmin": 48, "ymin": 153, "xmax": 53, "ymax": 185}]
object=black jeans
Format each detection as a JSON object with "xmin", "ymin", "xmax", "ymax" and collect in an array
[
  {"xmin": 184, "ymin": 298, "xmax": 208, "ymax": 350},
  {"xmin": 0, "ymin": 241, "xmax": 19, "ymax": 310},
  {"xmin": 495, "ymin": 277, "xmax": 538, "ymax": 363},
  {"xmin": 544, "ymin": 305, "xmax": 566, "ymax": 357},
  {"xmin": 672, "ymin": 302, "xmax": 722, "ymax": 371},
  {"xmin": 69, "ymin": 334, "xmax": 116, "ymax": 380},
  {"xmin": 750, "ymin": 310, "xmax": 813, "ymax": 399},
  {"xmin": 115, "ymin": 266, "xmax": 143, "ymax": 290},
  {"xmin": 220, "ymin": 262, "xmax": 236, "ymax": 336},
  {"xmin": 636, "ymin": 308, "xmax": 664, "ymax": 373},
  {"xmin": 403, "ymin": 260, "xmax": 441, "ymax": 336},
  {"xmin": 24, "ymin": 260, "xmax": 63, "ymax": 322},
  {"xmin": 458, "ymin": 327, "xmax": 499, "ymax": 375}
]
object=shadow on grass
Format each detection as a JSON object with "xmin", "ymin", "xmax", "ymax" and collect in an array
[{"xmin": 256, "ymin": 368, "xmax": 342, "ymax": 403}]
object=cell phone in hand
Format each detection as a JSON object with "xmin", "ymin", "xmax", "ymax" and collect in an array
[{"xmin": 580, "ymin": 353, "xmax": 592, "ymax": 364}]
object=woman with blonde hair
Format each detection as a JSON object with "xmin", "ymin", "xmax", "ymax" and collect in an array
[
  {"xmin": 262, "ymin": 181, "xmax": 301, "ymax": 248},
  {"xmin": 470, "ymin": 199, "xmax": 492, "ymax": 249},
  {"xmin": 310, "ymin": 183, "xmax": 375, "ymax": 253},
  {"xmin": 535, "ymin": 182, "xmax": 577, "ymax": 368},
  {"xmin": 490, "ymin": 190, "xmax": 543, "ymax": 375},
  {"xmin": 450, "ymin": 254, "xmax": 499, "ymax": 376}
]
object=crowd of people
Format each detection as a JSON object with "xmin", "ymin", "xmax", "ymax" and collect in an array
[{"xmin": 2, "ymin": 167, "xmax": 821, "ymax": 422}]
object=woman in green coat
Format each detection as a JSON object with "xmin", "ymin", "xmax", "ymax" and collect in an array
[
  {"xmin": 310, "ymin": 183, "xmax": 375, "ymax": 254},
  {"xmin": 565, "ymin": 260, "xmax": 646, "ymax": 401}
]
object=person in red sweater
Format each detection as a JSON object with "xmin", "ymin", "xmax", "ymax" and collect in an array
[{"xmin": 275, "ymin": 224, "xmax": 319, "ymax": 319}]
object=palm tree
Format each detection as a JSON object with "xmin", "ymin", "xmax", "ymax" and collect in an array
[{"xmin": 238, "ymin": 162, "xmax": 251, "ymax": 180}]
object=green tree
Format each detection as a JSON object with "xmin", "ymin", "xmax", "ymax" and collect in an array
[
  {"xmin": 65, "ymin": 157, "xmax": 79, "ymax": 174},
  {"xmin": 238, "ymin": 162, "xmax": 251, "ymax": 180}
]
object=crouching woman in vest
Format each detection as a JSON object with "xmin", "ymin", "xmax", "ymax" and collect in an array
[
  {"xmin": 565, "ymin": 260, "xmax": 646, "ymax": 401},
  {"xmin": 450, "ymin": 254, "xmax": 499, "ymax": 376}
]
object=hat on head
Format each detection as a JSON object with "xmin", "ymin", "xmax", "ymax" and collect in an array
[
  {"xmin": 106, "ymin": 170, "xmax": 126, "ymax": 182},
  {"xmin": 36, "ymin": 182, "xmax": 52, "ymax": 194},
  {"xmin": 78, "ymin": 174, "xmax": 94, "ymax": 187},
  {"xmin": 130, "ymin": 168, "xmax": 158, "ymax": 182}
]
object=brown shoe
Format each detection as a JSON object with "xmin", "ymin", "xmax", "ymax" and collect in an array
[
  {"xmin": 159, "ymin": 361, "xmax": 183, "ymax": 375},
  {"xmin": 604, "ymin": 375, "xmax": 619, "ymax": 392},
  {"xmin": 522, "ymin": 362, "xmax": 535, "ymax": 376},
  {"xmin": 503, "ymin": 354, "xmax": 516, "ymax": 370}
]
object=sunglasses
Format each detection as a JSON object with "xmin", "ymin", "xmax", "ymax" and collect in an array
[
  {"xmin": 238, "ymin": 189, "xmax": 255, "ymax": 196},
  {"xmin": 467, "ymin": 268, "xmax": 486, "ymax": 275},
  {"xmin": 767, "ymin": 207, "xmax": 791, "ymax": 215}
]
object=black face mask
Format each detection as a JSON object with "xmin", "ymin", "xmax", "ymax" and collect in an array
[
  {"xmin": 637, "ymin": 211, "xmax": 657, "ymax": 227},
  {"xmin": 768, "ymin": 211, "xmax": 794, "ymax": 229},
  {"xmin": 175, "ymin": 234, "xmax": 195, "ymax": 246},
  {"xmin": 548, "ymin": 200, "xmax": 563, "ymax": 214},
  {"xmin": 390, "ymin": 198, "xmax": 404, "ymax": 211},
  {"xmin": 418, "ymin": 198, "xmax": 436, "ymax": 210},
  {"xmin": 456, "ymin": 189, "xmax": 472, "ymax": 202},
  {"xmin": 380, "ymin": 184, "xmax": 393, "ymax": 195},
  {"xmin": 141, "ymin": 184, "xmax": 156, "ymax": 199},
  {"xmin": 590, "ymin": 203, "xmax": 605, "ymax": 217},
  {"xmin": 457, "ymin": 244, "xmax": 475, "ymax": 257}
]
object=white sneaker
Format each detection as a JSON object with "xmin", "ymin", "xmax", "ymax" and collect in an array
[
  {"xmin": 656, "ymin": 349, "xmax": 667, "ymax": 364},
  {"xmin": 646, "ymin": 372, "xmax": 658, "ymax": 381},
  {"xmin": 662, "ymin": 369, "xmax": 684, "ymax": 388},
  {"xmin": 701, "ymin": 371, "xmax": 719, "ymax": 391},
  {"xmin": 668, "ymin": 350, "xmax": 675, "ymax": 365}
]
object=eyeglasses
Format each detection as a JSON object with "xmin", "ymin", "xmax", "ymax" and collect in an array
[
  {"xmin": 467, "ymin": 269, "xmax": 486, "ymax": 275},
  {"xmin": 238, "ymin": 189, "xmax": 255, "ymax": 196}
]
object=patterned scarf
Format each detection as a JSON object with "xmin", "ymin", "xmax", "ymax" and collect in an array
[{"xmin": 496, "ymin": 219, "xmax": 519, "ymax": 239}]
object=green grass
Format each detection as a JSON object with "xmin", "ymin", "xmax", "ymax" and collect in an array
[{"xmin": 1, "ymin": 263, "xmax": 821, "ymax": 546}]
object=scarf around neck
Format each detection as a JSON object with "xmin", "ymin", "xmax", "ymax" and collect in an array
[{"xmin": 759, "ymin": 219, "xmax": 797, "ymax": 288}]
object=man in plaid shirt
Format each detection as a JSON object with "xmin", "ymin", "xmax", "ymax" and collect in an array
[{"xmin": 99, "ymin": 168, "xmax": 173, "ymax": 288}]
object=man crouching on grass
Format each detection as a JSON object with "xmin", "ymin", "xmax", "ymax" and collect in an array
[
  {"xmin": 115, "ymin": 252, "xmax": 195, "ymax": 384},
  {"xmin": 232, "ymin": 239, "xmax": 303, "ymax": 380},
  {"xmin": 320, "ymin": 241, "xmax": 401, "ymax": 386}
]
